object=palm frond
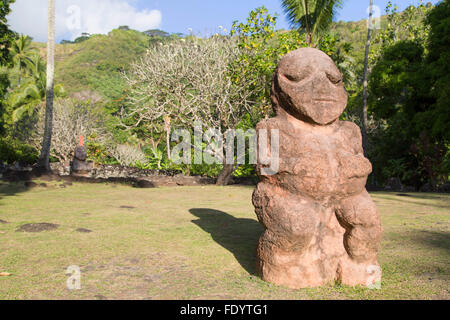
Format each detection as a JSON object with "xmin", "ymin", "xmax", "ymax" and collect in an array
[
  {"xmin": 8, "ymin": 82, "xmax": 42, "ymax": 109},
  {"xmin": 281, "ymin": 0, "xmax": 344, "ymax": 45},
  {"xmin": 54, "ymin": 84, "xmax": 66, "ymax": 97},
  {"xmin": 311, "ymin": 0, "xmax": 344, "ymax": 41},
  {"xmin": 12, "ymin": 102, "xmax": 37, "ymax": 122},
  {"xmin": 281, "ymin": 0, "xmax": 312, "ymax": 32}
]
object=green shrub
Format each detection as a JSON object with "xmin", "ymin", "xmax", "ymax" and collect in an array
[{"xmin": 0, "ymin": 138, "xmax": 39, "ymax": 164}]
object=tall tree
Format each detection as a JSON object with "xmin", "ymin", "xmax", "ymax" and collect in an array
[
  {"xmin": 281, "ymin": 0, "xmax": 344, "ymax": 46},
  {"xmin": 424, "ymin": 0, "xmax": 450, "ymax": 142},
  {"xmin": 122, "ymin": 36, "xmax": 261, "ymax": 185},
  {"xmin": 361, "ymin": 0, "xmax": 373, "ymax": 154},
  {"xmin": 0, "ymin": 0, "xmax": 16, "ymax": 65},
  {"xmin": 0, "ymin": 0, "xmax": 16, "ymax": 134},
  {"xmin": 9, "ymin": 34, "xmax": 36, "ymax": 88},
  {"xmin": 38, "ymin": 0, "xmax": 55, "ymax": 171},
  {"xmin": 8, "ymin": 54, "xmax": 65, "ymax": 123}
]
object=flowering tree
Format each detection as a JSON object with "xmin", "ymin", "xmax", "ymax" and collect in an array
[{"xmin": 121, "ymin": 35, "xmax": 263, "ymax": 184}]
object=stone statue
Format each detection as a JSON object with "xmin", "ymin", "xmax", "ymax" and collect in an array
[
  {"xmin": 252, "ymin": 48, "xmax": 382, "ymax": 289},
  {"xmin": 72, "ymin": 135, "xmax": 93, "ymax": 175}
]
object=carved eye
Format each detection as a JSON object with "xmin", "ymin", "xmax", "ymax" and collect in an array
[
  {"xmin": 326, "ymin": 72, "xmax": 342, "ymax": 84},
  {"xmin": 281, "ymin": 66, "xmax": 312, "ymax": 83},
  {"xmin": 283, "ymin": 73, "xmax": 301, "ymax": 82}
]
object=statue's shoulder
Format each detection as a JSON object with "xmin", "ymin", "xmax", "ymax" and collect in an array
[
  {"xmin": 256, "ymin": 116, "xmax": 284, "ymax": 131},
  {"xmin": 337, "ymin": 120, "xmax": 362, "ymax": 138}
]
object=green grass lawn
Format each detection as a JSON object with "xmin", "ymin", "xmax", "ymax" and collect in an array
[{"xmin": 0, "ymin": 180, "xmax": 449, "ymax": 300}]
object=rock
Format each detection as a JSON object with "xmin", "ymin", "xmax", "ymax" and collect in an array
[
  {"xmin": 252, "ymin": 48, "xmax": 382, "ymax": 289},
  {"xmin": 137, "ymin": 179, "xmax": 156, "ymax": 188},
  {"xmin": 50, "ymin": 162, "xmax": 71, "ymax": 176},
  {"xmin": 420, "ymin": 183, "xmax": 434, "ymax": 192},
  {"xmin": 0, "ymin": 161, "xmax": 6, "ymax": 174},
  {"xmin": 437, "ymin": 182, "xmax": 450, "ymax": 193},
  {"xmin": 384, "ymin": 177, "xmax": 403, "ymax": 191},
  {"xmin": 72, "ymin": 159, "xmax": 94, "ymax": 172}
]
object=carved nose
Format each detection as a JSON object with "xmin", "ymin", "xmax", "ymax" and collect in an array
[{"xmin": 312, "ymin": 72, "xmax": 333, "ymax": 95}]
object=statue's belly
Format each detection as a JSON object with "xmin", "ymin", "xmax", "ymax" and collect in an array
[{"xmin": 267, "ymin": 151, "xmax": 371, "ymax": 200}]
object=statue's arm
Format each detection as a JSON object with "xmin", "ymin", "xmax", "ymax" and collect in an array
[{"xmin": 340, "ymin": 121, "xmax": 364, "ymax": 155}]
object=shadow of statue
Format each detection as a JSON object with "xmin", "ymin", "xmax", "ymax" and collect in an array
[
  {"xmin": 189, "ymin": 208, "xmax": 263, "ymax": 276},
  {"xmin": 0, "ymin": 180, "xmax": 30, "ymax": 204}
]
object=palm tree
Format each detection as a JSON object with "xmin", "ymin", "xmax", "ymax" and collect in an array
[
  {"xmin": 8, "ymin": 54, "xmax": 64, "ymax": 122},
  {"xmin": 281, "ymin": 0, "xmax": 344, "ymax": 46},
  {"xmin": 38, "ymin": 0, "xmax": 55, "ymax": 171},
  {"xmin": 9, "ymin": 34, "xmax": 37, "ymax": 88}
]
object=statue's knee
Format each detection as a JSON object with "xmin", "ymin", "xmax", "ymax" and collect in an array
[
  {"xmin": 344, "ymin": 225, "xmax": 382, "ymax": 262},
  {"xmin": 268, "ymin": 197, "xmax": 318, "ymax": 250},
  {"xmin": 254, "ymin": 185, "xmax": 318, "ymax": 251},
  {"xmin": 337, "ymin": 190, "xmax": 380, "ymax": 228}
]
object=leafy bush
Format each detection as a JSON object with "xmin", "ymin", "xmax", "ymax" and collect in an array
[
  {"xmin": 0, "ymin": 137, "xmax": 38, "ymax": 165},
  {"xmin": 86, "ymin": 139, "xmax": 118, "ymax": 165}
]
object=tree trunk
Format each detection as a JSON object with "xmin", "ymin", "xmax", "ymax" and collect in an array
[
  {"xmin": 216, "ymin": 163, "xmax": 235, "ymax": 186},
  {"xmin": 166, "ymin": 128, "xmax": 171, "ymax": 160},
  {"xmin": 164, "ymin": 116, "xmax": 171, "ymax": 161},
  {"xmin": 306, "ymin": 32, "xmax": 312, "ymax": 47},
  {"xmin": 37, "ymin": 0, "xmax": 55, "ymax": 171},
  {"xmin": 18, "ymin": 64, "xmax": 21, "ymax": 88},
  {"xmin": 361, "ymin": 0, "xmax": 373, "ymax": 156}
]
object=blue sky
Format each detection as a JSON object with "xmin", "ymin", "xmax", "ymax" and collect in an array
[
  {"xmin": 140, "ymin": 0, "xmax": 440, "ymax": 35},
  {"xmin": 8, "ymin": 0, "xmax": 441, "ymax": 42}
]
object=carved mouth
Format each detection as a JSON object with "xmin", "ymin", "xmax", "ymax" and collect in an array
[{"xmin": 313, "ymin": 98, "xmax": 336, "ymax": 103}]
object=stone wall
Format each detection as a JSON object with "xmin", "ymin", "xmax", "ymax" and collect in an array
[
  {"xmin": 50, "ymin": 162, "xmax": 215, "ymax": 187},
  {"xmin": 49, "ymin": 162, "xmax": 181, "ymax": 179}
]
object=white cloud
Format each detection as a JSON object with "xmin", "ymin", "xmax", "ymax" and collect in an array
[{"xmin": 7, "ymin": 0, "xmax": 162, "ymax": 42}]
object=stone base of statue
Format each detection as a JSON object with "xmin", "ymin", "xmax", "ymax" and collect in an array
[{"xmin": 254, "ymin": 184, "xmax": 381, "ymax": 288}]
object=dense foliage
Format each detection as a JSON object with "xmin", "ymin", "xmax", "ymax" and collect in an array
[
  {"xmin": 0, "ymin": 1, "xmax": 448, "ymax": 188},
  {"xmin": 0, "ymin": 0, "xmax": 15, "ymax": 135},
  {"xmin": 367, "ymin": 1, "xmax": 449, "ymax": 188}
]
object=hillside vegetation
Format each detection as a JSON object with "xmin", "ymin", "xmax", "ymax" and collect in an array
[
  {"xmin": 2, "ymin": 2, "xmax": 447, "ymax": 190},
  {"xmin": 39, "ymin": 30, "xmax": 150, "ymax": 109},
  {"xmin": 31, "ymin": 21, "xmax": 370, "ymax": 102},
  {"xmin": 27, "ymin": 8, "xmax": 428, "ymax": 105}
]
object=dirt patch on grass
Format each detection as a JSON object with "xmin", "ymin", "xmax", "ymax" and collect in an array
[
  {"xmin": 76, "ymin": 228, "xmax": 92, "ymax": 233},
  {"xmin": 120, "ymin": 206, "xmax": 135, "ymax": 209},
  {"xmin": 0, "ymin": 219, "xmax": 8, "ymax": 224},
  {"xmin": 16, "ymin": 223, "xmax": 59, "ymax": 233}
]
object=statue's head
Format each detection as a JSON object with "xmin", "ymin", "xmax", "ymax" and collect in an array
[{"xmin": 272, "ymin": 48, "xmax": 347, "ymax": 125}]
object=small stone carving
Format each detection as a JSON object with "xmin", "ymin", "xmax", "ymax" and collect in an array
[
  {"xmin": 71, "ymin": 136, "xmax": 93, "ymax": 175},
  {"xmin": 252, "ymin": 48, "xmax": 382, "ymax": 288}
]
